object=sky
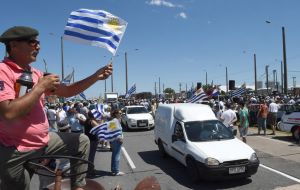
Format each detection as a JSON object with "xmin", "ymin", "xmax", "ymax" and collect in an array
[{"xmin": 1, "ymin": 0, "xmax": 300, "ymax": 99}]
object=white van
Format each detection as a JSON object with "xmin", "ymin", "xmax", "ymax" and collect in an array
[
  {"xmin": 154, "ymin": 103, "xmax": 259, "ymax": 181},
  {"xmin": 277, "ymin": 110, "xmax": 300, "ymax": 140}
]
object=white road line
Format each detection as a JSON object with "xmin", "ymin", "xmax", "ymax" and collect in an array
[
  {"xmin": 121, "ymin": 147, "xmax": 136, "ymax": 169},
  {"xmin": 260, "ymin": 164, "xmax": 300, "ymax": 183}
]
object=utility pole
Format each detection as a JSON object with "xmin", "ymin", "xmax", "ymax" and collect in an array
[
  {"xmin": 205, "ymin": 71, "xmax": 208, "ymax": 86},
  {"xmin": 61, "ymin": 36, "xmax": 64, "ymax": 80},
  {"xmin": 158, "ymin": 77, "xmax": 161, "ymax": 95},
  {"xmin": 226, "ymin": 67, "xmax": 228, "ymax": 93},
  {"xmin": 266, "ymin": 65, "xmax": 269, "ymax": 94},
  {"xmin": 125, "ymin": 52, "xmax": 128, "ymax": 93},
  {"xmin": 281, "ymin": 61, "xmax": 284, "ymax": 93},
  {"xmin": 154, "ymin": 82, "xmax": 157, "ymax": 97},
  {"xmin": 254, "ymin": 54, "xmax": 257, "ymax": 94},
  {"xmin": 282, "ymin": 27, "xmax": 288, "ymax": 95}
]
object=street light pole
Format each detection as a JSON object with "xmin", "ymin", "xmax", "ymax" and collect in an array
[
  {"xmin": 266, "ymin": 65, "xmax": 269, "ymax": 95},
  {"xmin": 205, "ymin": 71, "xmax": 208, "ymax": 86},
  {"xmin": 226, "ymin": 67, "xmax": 228, "ymax": 93},
  {"xmin": 61, "ymin": 36, "xmax": 64, "ymax": 80},
  {"xmin": 125, "ymin": 52, "xmax": 128, "ymax": 93},
  {"xmin": 254, "ymin": 54, "xmax": 257, "ymax": 94},
  {"xmin": 282, "ymin": 27, "xmax": 288, "ymax": 95}
]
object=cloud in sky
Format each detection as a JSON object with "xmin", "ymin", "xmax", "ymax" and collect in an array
[
  {"xmin": 177, "ymin": 12, "xmax": 187, "ymax": 19},
  {"xmin": 146, "ymin": 0, "xmax": 183, "ymax": 8}
]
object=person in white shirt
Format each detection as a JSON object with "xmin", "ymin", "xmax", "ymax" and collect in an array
[
  {"xmin": 220, "ymin": 104, "xmax": 237, "ymax": 132},
  {"xmin": 47, "ymin": 104, "xmax": 58, "ymax": 132},
  {"xmin": 268, "ymin": 100, "xmax": 280, "ymax": 135}
]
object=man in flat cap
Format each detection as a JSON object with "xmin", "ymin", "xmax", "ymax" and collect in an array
[{"xmin": 0, "ymin": 26, "xmax": 113, "ymax": 190}]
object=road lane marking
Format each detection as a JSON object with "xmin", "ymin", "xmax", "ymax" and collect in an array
[
  {"xmin": 260, "ymin": 164, "xmax": 300, "ymax": 183},
  {"xmin": 121, "ymin": 147, "xmax": 136, "ymax": 169}
]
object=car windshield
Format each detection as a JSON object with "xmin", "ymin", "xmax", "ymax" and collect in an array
[
  {"xmin": 127, "ymin": 107, "xmax": 148, "ymax": 114},
  {"xmin": 184, "ymin": 120, "xmax": 234, "ymax": 142}
]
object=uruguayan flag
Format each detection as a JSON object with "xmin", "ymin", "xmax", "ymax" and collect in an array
[
  {"xmin": 90, "ymin": 118, "xmax": 123, "ymax": 142},
  {"xmin": 125, "ymin": 83, "xmax": 136, "ymax": 98},
  {"xmin": 63, "ymin": 9, "xmax": 127, "ymax": 55},
  {"xmin": 186, "ymin": 88, "xmax": 208, "ymax": 103},
  {"xmin": 91, "ymin": 104, "xmax": 105, "ymax": 119},
  {"xmin": 231, "ymin": 84, "xmax": 247, "ymax": 97},
  {"xmin": 62, "ymin": 70, "xmax": 74, "ymax": 84},
  {"xmin": 79, "ymin": 92, "xmax": 87, "ymax": 100}
]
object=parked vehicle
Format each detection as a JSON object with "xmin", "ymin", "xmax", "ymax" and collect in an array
[
  {"xmin": 154, "ymin": 103, "xmax": 259, "ymax": 181},
  {"xmin": 277, "ymin": 110, "xmax": 300, "ymax": 140},
  {"xmin": 121, "ymin": 105, "xmax": 155, "ymax": 130}
]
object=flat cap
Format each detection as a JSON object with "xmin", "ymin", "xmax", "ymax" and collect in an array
[{"xmin": 0, "ymin": 26, "xmax": 39, "ymax": 43}]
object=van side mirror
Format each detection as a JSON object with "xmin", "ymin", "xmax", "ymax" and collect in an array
[{"xmin": 233, "ymin": 129, "xmax": 237, "ymax": 136}]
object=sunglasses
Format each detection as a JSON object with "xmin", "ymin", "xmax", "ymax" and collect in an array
[
  {"xmin": 27, "ymin": 39, "xmax": 40, "ymax": 47},
  {"xmin": 17, "ymin": 39, "xmax": 40, "ymax": 47}
]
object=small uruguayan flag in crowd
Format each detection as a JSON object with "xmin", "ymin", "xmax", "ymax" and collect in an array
[
  {"xmin": 79, "ymin": 92, "xmax": 87, "ymax": 100},
  {"xmin": 125, "ymin": 83, "xmax": 136, "ymax": 98},
  {"xmin": 186, "ymin": 88, "xmax": 208, "ymax": 103},
  {"xmin": 231, "ymin": 84, "xmax": 247, "ymax": 97},
  {"xmin": 90, "ymin": 118, "xmax": 123, "ymax": 142},
  {"xmin": 63, "ymin": 9, "xmax": 127, "ymax": 55},
  {"xmin": 62, "ymin": 70, "xmax": 74, "ymax": 84},
  {"xmin": 91, "ymin": 104, "xmax": 105, "ymax": 119},
  {"xmin": 211, "ymin": 86, "xmax": 221, "ymax": 97}
]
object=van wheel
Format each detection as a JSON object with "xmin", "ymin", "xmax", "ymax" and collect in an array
[
  {"xmin": 291, "ymin": 126, "xmax": 300, "ymax": 141},
  {"xmin": 186, "ymin": 157, "xmax": 200, "ymax": 182},
  {"xmin": 158, "ymin": 140, "xmax": 167, "ymax": 158}
]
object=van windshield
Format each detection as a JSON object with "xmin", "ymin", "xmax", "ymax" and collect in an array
[{"xmin": 184, "ymin": 120, "xmax": 234, "ymax": 142}]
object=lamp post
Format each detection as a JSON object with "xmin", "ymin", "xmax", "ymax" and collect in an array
[
  {"xmin": 254, "ymin": 54, "xmax": 257, "ymax": 94},
  {"xmin": 282, "ymin": 26, "xmax": 288, "ymax": 95},
  {"xmin": 124, "ymin": 49, "xmax": 139, "ymax": 94},
  {"xmin": 266, "ymin": 21, "xmax": 288, "ymax": 94},
  {"xmin": 266, "ymin": 65, "xmax": 269, "ymax": 95},
  {"xmin": 49, "ymin": 33, "xmax": 64, "ymax": 79}
]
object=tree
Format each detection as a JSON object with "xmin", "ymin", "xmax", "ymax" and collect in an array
[{"xmin": 164, "ymin": 88, "xmax": 175, "ymax": 94}]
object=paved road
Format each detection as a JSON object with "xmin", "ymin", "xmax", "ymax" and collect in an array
[{"xmin": 30, "ymin": 127, "xmax": 300, "ymax": 190}]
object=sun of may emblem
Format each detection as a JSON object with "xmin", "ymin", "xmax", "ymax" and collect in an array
[
  {"xmin": 107, "ymin": 17, "xmax": 120, "ymax": 30},
  {"xmin": 108, "ymin": 122, "xmax": 117, "ymax": 130}
]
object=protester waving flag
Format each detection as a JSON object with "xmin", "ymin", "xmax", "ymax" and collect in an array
[
  {"xmin": 63, "ymin": 9, "xmax": 127, "ymax": 55},
  {"xmin": 231, "ymin": 83, "xmax": 247, "ymax": 97},
  {"xmin": 90, "ymin": 118, "xmax": 122, "ymax": 141},
  {"xmin": 186, "ymin": 87, "xmax": 208, "ymax": 103},
  {"xmin": 125, "ymin": 83, "xmax": 136, "ymax": 98}
]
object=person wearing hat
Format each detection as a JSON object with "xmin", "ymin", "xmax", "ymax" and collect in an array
[{"xmin": 0, "ymin": 26, "xmax": 113, "ymax": 190}]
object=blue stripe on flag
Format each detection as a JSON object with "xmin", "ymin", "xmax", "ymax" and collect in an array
[
  {"xmin": 66, "ymin": 23, "xmax": 120, "ymax": 42},
  {"xmin": 64, "ymin": 30, "xmax": 117, "ymax": 50},
  {"xmin": 76, "ymin": 9, "xmax": 107, "ymax": 17},
  {"xmin": 69, "ymin": 15, "xmax": 104, "ymax": 25}
]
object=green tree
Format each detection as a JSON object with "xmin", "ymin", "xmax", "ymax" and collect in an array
[{"xmin": 164, "ymin": 88, "xmax": 175, "ymax": 94}]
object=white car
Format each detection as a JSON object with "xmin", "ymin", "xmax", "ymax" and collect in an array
[
  {"xmin": 154, "ymin": 103, "xmax": 259, "ymax": 181},
  {"xmin": 277, "ymin": 110, "xmax": 300, "ymax": 140},
  {"xmin": 121, "ymin": 105, "xmax": 155, "ymax": 130}
]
